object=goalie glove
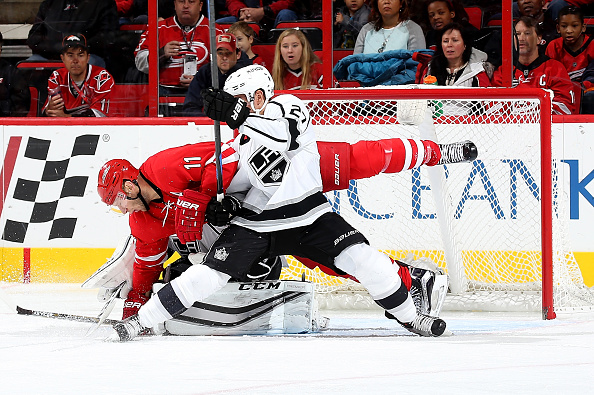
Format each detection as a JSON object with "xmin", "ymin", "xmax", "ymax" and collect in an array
[
  {"xmin": 201, "ymin": 87, "xmax": 250, "ymax": 129},
  {"xmin": 205, "ymin": 195, "xmax": 241, "ymax": 226},
  {"xmin": 175, "ymin": 190, "xmax": 211, "ymax": 244}
]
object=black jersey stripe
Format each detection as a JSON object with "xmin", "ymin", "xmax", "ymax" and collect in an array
[{"xmin": 236, "ymin": 192, "xmax": 329, "ymax": 223}]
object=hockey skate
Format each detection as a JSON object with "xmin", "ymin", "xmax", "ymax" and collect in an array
[
  {"xmin": 398, "ymin": 313, "xmax": 447, "ymax": 337},
  {"xmin": 408, "ymin": 265, "xmax": 448, "ymax": 317},
  {"xmin": 438, "ymin": 140, "xmax": 478, "ymax": 165},
  {"xmin": 112, "ymin": 314, "xmax": 147, "ymax": 342}
]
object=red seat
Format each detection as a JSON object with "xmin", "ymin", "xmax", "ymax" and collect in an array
[
  {"xmin": 251, "ymin": 44, "xmax": 276, "ymax": 71},
  {"xmin": 276, "ymin": 21, "xmax": 322, "ymax": 30},
  {"xmin": 464, "ymin": 6, "xmax": 483, "ymax": 29},
  {"xmin": 119, "ymin": 24, "xmax": 147, "ymax": 32},
  {"xmin": 109, "ymin": 84, "xmax": 149, "ymax": 117}
]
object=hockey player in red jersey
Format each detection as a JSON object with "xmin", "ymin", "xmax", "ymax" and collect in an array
[
  {"xmin": 545, "ymin": 6, "xmax": 594, "ymax": 84},
  {"xmin": 134, "ymin": 0, "xmax": 221, "ymax": 92},
  {"xmin": 491, "ymin": 16, "xmax": 576, "ymax": 115},
  {"xmin": 43, "ymin": 33, "xmax": 114, "ymax": 117},
  {"xmin": 96, "ymin": 142, "xmax": 238, "ymax": 318},
  {"xmin": 111, "ymin": 65, "xmax": 478, "ymax": 341}
]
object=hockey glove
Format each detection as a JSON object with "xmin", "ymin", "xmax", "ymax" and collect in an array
[
  {"xmin": 201, "ymin": 88, "xmax": 250, "ymax": 129},
  {"xmin": 205, "ymin": 195, "xmax": 241, "ymax": 226},
  {"xmin": 122, "ymin": 289, "xmax": 149, "ymax": 319},
  {"xmin": 175, "ymin": 190, "xmax": 211, "ymax": 244}
]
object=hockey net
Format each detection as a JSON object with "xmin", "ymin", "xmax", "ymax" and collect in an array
[{"xmin": 279, "ymin": 86, "xmax": 594, "ymax": 318}]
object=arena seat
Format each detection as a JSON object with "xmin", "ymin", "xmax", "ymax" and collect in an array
[{"xmin": 464, "ymin": 6, "xmax": 483, "ymax": 29}]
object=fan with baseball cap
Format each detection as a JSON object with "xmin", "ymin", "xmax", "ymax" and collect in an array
[
  {"xmin": 61, "ymin": 33, "xmax": 88, "ymax": 53},
  {"xmin": 216, "ymin": 33, "xmax": 237, "ymax": 53}
]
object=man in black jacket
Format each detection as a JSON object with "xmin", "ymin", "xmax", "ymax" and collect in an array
[
  {"xmin": 0, "ymin": 32, "xmax": 30, "ymax": 117},
  {"xmin": 182, "ymin": 33, "xmax": 251, "ymax": 116},
  {"xmin": 26, "ymin": 0, "xmax": 118, "ymax": 67}
]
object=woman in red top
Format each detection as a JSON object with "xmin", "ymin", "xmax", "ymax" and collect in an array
[{"xmin": 272, "ymin": 28, "xmax": 328, "ymax": 90}]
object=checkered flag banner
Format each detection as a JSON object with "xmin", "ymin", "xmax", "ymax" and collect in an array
[{"xmin": 2, "ymin": 134, "xmax": 99, "ymax": 243}]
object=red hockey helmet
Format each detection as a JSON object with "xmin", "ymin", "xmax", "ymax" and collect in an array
[{"xmin": 97, "ymin": 159, "xmax": 139, "ymax": 205}]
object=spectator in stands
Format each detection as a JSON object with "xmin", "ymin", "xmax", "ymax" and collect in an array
[
  {"xmin": 546, "ymin": 6, "xmax": 594, "ymax": 83},
  {"xmin": 545, "ymin": 0, "xmax": 594, "ymax": 23},
  {"xmin": 183, "ymin": 33, "xmax": 249, "ymax": 115},
  {"xmin": 228, "ymin": 21, "xmax": 266, "ymax": 66},
  {"xmin": 354, "ymin": 0, "xmax": 426, "ymax": 54},
  {"xmin": 43, "ymin": 33, "xmax": 115, "ymax": 117},
  {"xmin": 0, "ymin": 32, "xmax": 31, "ymax": 117},
  {"xmin": 135, "ymin": 0, "xmax": 217, "ymax": 95},
  {"xmin": 419, "ymin": 23, "xmax": 491, "ymax": 87},
  {"xmin": 491, "ymin": 16, "xmax": 576, "ymax": 115},
  {"xmin": 216, "ymin": 0, "xmax": 298, "ymax": 30},
  {"xmin": 272, "ymin": 28, "xmax": 335, "ymax": 89},
  {"xmin": 516, "ymin": 0, "xmax": 559, "ymax": 51},
  {"xmin": 334, "ymin": 0, "xmax": 371, "ymax": 49},
  {"xmin": 26, "ymin": 0, "xmax": 118, "ymax": 68},
  {"xmin": 117, "ymin": 0, "xmax": 176, "ymax": 24},
  {"xmin": 423, "ymin": 0, "xmax": 478, "ymax": 51}
]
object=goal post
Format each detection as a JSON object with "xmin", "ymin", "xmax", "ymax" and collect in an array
[{"xmin": 277, "ymin": 86, "xmax": 594, "ymax": 320}]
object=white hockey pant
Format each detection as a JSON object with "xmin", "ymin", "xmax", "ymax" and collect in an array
[
  {"xmin": 334, "ymin": 243, "xmax": 417, "ymax": 323},
  {"xmin": 138, "ymin": 264, "xmax": 231, "ymax": 328}
]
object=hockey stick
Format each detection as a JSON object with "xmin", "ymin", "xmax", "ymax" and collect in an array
[
  {"xmin": 16, "ymin": 305, "xmax": 118, "ymax": 325},
  {"xmin": 207, "ymin": 0, "xmax": 224, "ymax": 201},
  {"xmin": 86, "ymin": 282, "xmax": 126, "ymax": 336}
]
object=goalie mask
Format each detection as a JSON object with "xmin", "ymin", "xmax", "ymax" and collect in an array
[
  {"xmin": 97, "ymin": 159, "xmax": 139, "ymax": 205},
  {"xmin": 224, "ymin": 65, "xmax": 274, "ymax": 114}
]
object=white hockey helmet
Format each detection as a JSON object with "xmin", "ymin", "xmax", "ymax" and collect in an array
[{"xmin": 224, "ymin": 65, "xmax": 274, "ymax": 112}]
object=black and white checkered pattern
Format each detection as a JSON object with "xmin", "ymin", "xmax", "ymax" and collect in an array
[{"xmin": 2, "ymin": 134, "xmax": 99, "ymax": 243}]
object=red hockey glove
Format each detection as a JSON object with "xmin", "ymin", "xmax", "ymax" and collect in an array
[
  {"xmin": 122, "ymin": 290, "xmax": 149, "ymax": 319},
  {"xmin": 175, "ymin": 190, "xmax": 211, "ymax": 244},
  {"xmin": 205, "ymin": 195, "xmax": 241, "ymax": 226}
]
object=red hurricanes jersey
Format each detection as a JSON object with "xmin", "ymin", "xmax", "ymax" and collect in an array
[
  {"xmin": 492, "ymin": 55, "xmax": 576, "ymax": 115},
  {"xmin": 283, "ymin": 62, "xmax": 337, "ymax": 90},
  {"xmin": 545, "ymin": 35, "xmax": 594, "ymax": 82},
  {"xmin": 135, "ymin": 15, "xmax": 221, "ymax": 87},
  {"xmin": 44, "ymin": 64, "xmax": 114, "ymax": 116},
  {"xmin": 128, "ymin": 142, "xmax": 238, "ymax": 294}
]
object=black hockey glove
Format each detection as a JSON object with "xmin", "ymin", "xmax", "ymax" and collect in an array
[
  {"xmin": 205, "ymin": 195, "xmax": 241, "ymax": 226},
  {"xmin": 201, "ymin": 88, "xmax": 250, "ymax": 129}
]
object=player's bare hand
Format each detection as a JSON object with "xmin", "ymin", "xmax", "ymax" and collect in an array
[
  {"xmin": 179, "ymin": 74, "xmax": 194, "ymax": 87},
  {"xmin": 164, "ymin": 41, "xmax": 182, "ymax": 57}
]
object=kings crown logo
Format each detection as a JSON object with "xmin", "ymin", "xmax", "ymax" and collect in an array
[{"xmin": 214, "ymin": 247, "xmax": 229, "ymax": 261}]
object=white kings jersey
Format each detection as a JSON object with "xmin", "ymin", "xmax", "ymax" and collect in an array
[{"xmin": 227, "ymin": 94, "xmax": 332, "ymax": 231}]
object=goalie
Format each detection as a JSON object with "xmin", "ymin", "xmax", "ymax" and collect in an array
[{"xmin": 96, "ymin": 67, "xmax": 476, "ymax": 339}]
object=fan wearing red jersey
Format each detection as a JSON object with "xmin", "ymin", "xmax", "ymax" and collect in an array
[
  {"xmin": 96, "ymin": 143, "xmax": 238, "ymax": 319},
  {"xmin": 492, "ymin": 16, "xmax": 576, "ymax": 115},
  {"xmin": 43, "ymin": 33, "xmax": 114, "ymax": 117},
  {"xmin": 134, "ymin": 0, "xmax": 222, "ymax": 92},
  {"xmin": 545, "ymin": 6, "xmax": 594, "ymax": 83}
]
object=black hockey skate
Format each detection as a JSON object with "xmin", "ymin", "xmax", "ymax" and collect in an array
[
  {"xmin": 112, "ymin": 314, "xmax": 146, "ymax": 342},
  {"xmin": 438, "ymin": 140, "xmax": 478, "ymax": 165},
  {"xmin": 398, "ymin": 313, "xmax": 447, "ymax": 337}
]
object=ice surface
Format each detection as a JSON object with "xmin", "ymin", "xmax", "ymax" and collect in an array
[{"xmin": 1, "ymin": 283, "xmax": 594, "ymax": 395}]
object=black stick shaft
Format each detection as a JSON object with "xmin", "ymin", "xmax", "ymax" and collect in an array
[
  {"xmin": 208, "ymin": 0, "xmax": 224, "ymax": 200},
  {"xmin": 16, "ymin": 305, "xmax": 118, "ymax": 325}
]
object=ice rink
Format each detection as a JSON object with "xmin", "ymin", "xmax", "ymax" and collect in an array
[{"xmin": 2, "ymin": 283, "xmax": 594, "ymax": 395}]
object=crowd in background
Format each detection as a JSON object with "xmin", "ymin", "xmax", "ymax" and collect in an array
[{"xmin": 2, "ymin": 0, "xmax": 594, "ymax": 117}]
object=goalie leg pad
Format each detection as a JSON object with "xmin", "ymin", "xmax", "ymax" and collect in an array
[
  {"xmin": 165, "ymin": 280, "xmax": 321, "ymax": 335},
  {"xmin": 82, "ymin": 234, "xmax": 136, "ymax": 290}
]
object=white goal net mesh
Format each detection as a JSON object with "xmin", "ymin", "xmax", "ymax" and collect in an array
[{"xmin": 279, "ymin": 87, "xmax": 594, "ymax": 315}]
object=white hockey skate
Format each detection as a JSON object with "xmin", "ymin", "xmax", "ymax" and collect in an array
[
  {"xmin": 438, "ymin": 140, "xmax": 478, "ymax": 165},
  {"xmin": 397, "ymin": 258, "xmax": 448, "ymax": 317},
  {"xmin": 112, "ymin": 315, "xmax": 147, "ymax": 342},
  {"xmin": 398, "ymin": 313, "xmax": 447, "ymax": 337}
]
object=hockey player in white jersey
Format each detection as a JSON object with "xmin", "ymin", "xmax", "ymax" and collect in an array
[{"xmin": 112, "ymin": 65, "xmax": 465, "ymax": 341}]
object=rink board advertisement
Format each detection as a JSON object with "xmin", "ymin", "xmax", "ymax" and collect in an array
[{"xmin": 0, "ymin": 121, "xmax": 593, "ymax": 285}]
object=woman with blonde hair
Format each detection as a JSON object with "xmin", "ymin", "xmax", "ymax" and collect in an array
[{"xmin": 272, "ymin": 28, "xmax": 326, "ymax": 90}]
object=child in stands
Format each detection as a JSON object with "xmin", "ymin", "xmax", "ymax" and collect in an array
[
  {"xmin": 227, "ymin": 22, "xmax": 266, "ymax": 67},
  {"xmin": 334, "ymin": 0, "xmax": 371, "ymax": 49},
  {"xmin": 545, "ymin": 5, "xmax": 594, "ymax": 83},
  {"xmin": 272, "ymin": 28, "xmax": 329, "ymax": 89}
]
